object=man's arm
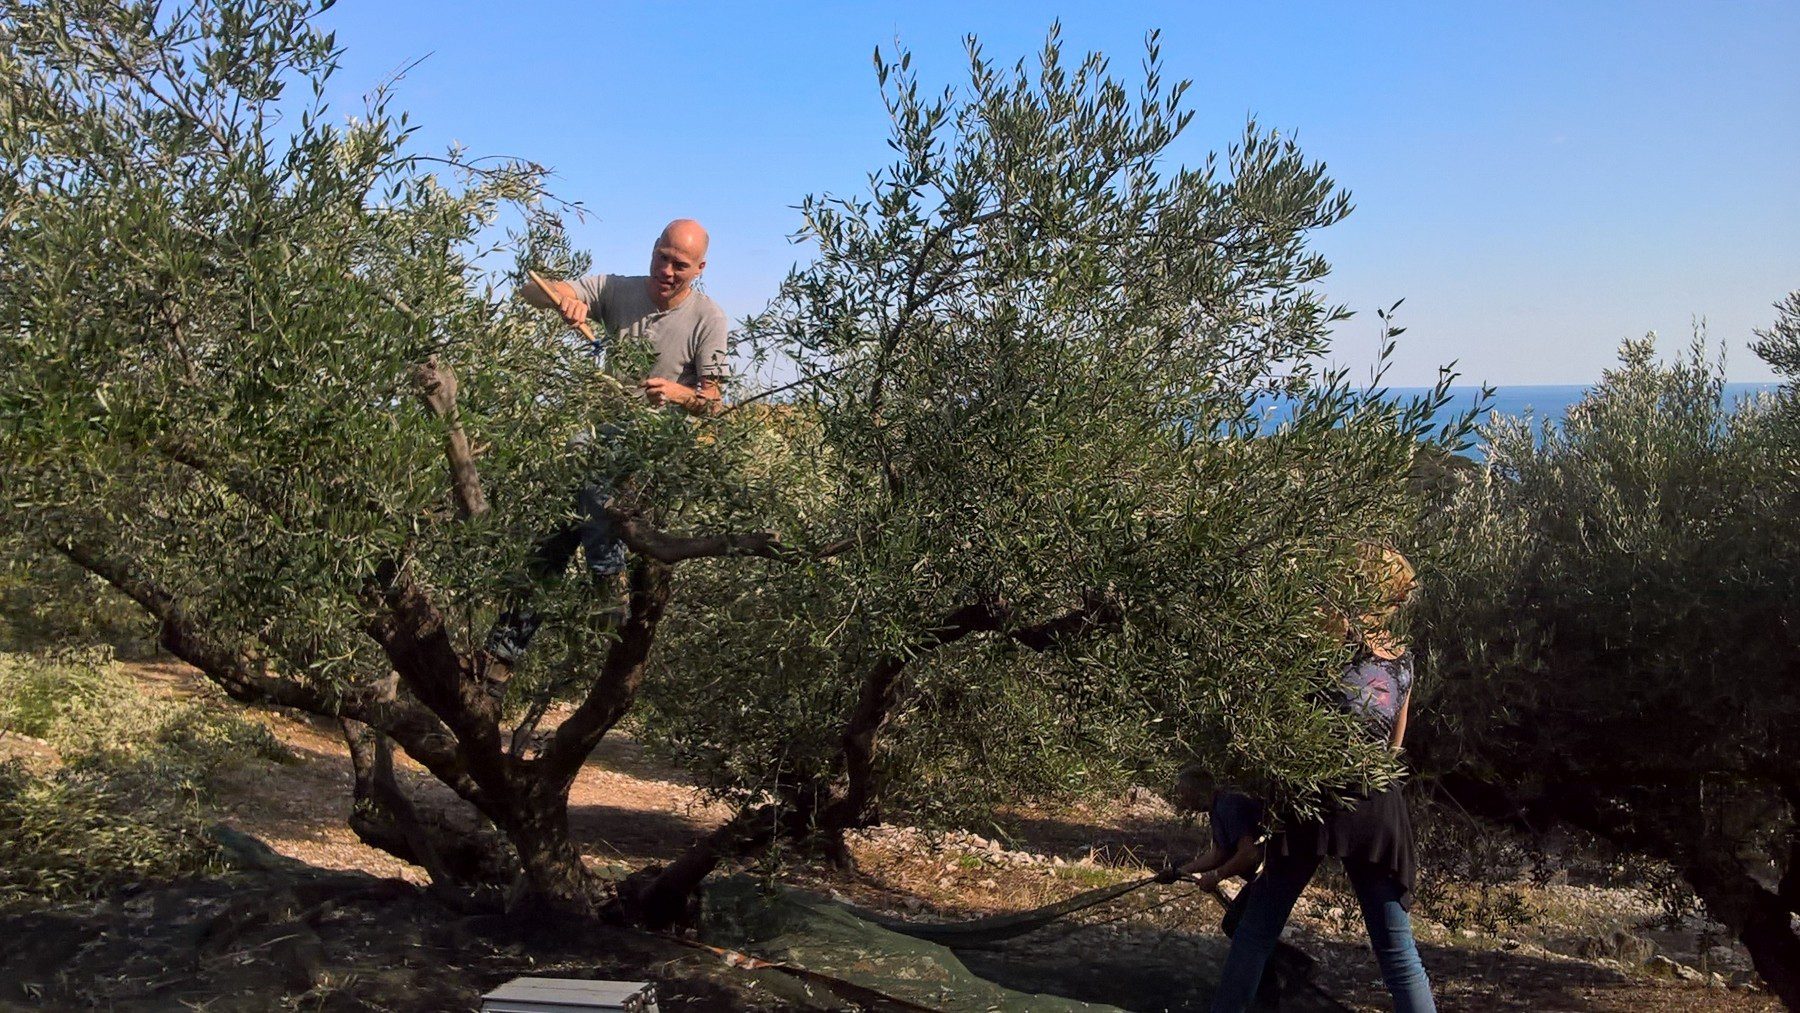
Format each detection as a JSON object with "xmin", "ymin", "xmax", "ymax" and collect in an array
[
  {"xmin": 641, "ymin": 376, "xmax": 724, "ymax": 415},
  {"xmin": 1177, "ymin": 843, "xmax": 1229, "ymax": 879},
  {"xmin": 641, "ymin": 303, "xmax": 730, "ymax": 415},
  {"xmin": 519, "ymin": 274, "xmax": 592, "ymax": 328}
]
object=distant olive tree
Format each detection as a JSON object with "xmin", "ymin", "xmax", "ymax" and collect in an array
[
  {"xmin": 2, "ymin": 0, "xmax": 1464, "ymax": 929},
  {"xmin": 1415, "ymin": 316, "xmax": 1800, "ymax": 1005}
]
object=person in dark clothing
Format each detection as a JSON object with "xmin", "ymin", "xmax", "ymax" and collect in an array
[
  {"xmin": 1208, "ymin": 547, "xmax": 1436, "ymax": 1013},
  {"xmin": 1168, "ymin": 766, "xmax": 1285, "ymax": 1004},
  {"xmin": 485, "ymin": 220, "xmax": 728, "ymax": 665},
  {"xmin": 1170, "ymin": 765, "xmax": 1266, "ymax": 893}
]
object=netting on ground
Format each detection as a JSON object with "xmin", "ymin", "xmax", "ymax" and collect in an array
[{"xmin": 700, "ymin": 876, "xmax": 1127, "ymax": 1011}]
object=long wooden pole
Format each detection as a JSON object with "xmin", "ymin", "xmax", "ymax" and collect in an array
[{"xmin": 526, "ymin": 269, "xmax": 599, "ymax": 344}]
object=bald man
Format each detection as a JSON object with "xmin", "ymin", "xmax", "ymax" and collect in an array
[
  {"xmin": 487, "ymin": 222, "xmax": 729, "ymax": 666},
  {"xmin": 522, "ymin": 219, "xmax": 728, "ymax": 413}
]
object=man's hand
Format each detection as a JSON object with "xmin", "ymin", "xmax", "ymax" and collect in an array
[
  {"xmin": 522, "ymin": 274, "xmax": 591, "ymax": 327},
  {"xmin": 640, "ymin": 377, "xmax": 688, "ymax": 408},
  {"xmin": 548, "ymin": 285, "xmax": 589, "ymax": 329},
  {"xmin": 641, "ymin": 377, "xmax": 723, "ymax": 415},
  {"xmin": 1173, "ymin": 855, "xmax": 1226, "ymax": 889}
]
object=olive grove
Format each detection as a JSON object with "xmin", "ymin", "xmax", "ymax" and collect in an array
[
  {"xmin": 2, "ymin": 0, "xmax": 1463, "ymax": 927},
  {"xmin": 1414, "ymin": 309, "xmax": 1800, "ymax": 1005}
]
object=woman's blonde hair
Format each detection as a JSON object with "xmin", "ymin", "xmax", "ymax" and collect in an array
[{"xmin": 1356, "ymin": 542, "xmax": 1417, "ymax": 609}]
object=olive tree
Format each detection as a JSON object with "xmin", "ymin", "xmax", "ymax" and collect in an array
[
  {"xmin": 3, "ymin": 0, "xmax": 1465, "ymax": 928},
  {"xmin": 1414, "ymin": 316, "xmax": 1800, "ymax": 1005},
  {"xmin": 627, "ymin": 33, "xmax": 1472, "ymax": 913},
  {"xmin": 0, "ymin": 0, "xmax": 812, "ymax": 916}
]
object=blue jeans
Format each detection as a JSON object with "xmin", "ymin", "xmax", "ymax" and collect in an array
[
  {"xmin": 1210, "ymin": 853, "xmax": 1434, "ymax": 1012},
  {"xmin": 561, "ymin": 483, "xmax": 628, "ymax": 581},
  {"xmin": 485, "ymin": 483, "xmax": 626, "ymax": 663}
]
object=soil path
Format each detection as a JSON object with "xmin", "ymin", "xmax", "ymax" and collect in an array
[{"xmin": 110, "ymin": 661, "xmax": 1786, "ymax": 1011}]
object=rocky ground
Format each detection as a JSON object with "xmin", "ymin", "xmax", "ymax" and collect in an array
[
  {"xmin": 824, "ymin": 823, "xmax": 1776, "ymax": 1012},
  {"xmin": 0, "ymin": 660, "xmax": 1783, "ymax": 1011}
]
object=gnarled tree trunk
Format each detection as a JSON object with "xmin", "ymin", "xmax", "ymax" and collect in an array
[{"xmin": 630, "ymin": 594, "xmax": 1120, "ymax": 928}]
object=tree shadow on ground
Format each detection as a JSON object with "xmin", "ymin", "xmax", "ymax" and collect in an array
[
  {"xmin": 951, "ymin": 924, "xmax": 1351, "ymax": 1013},
  {"xmin": 568, "ymin": 800, "xmax": 723, "ymax": 865},
  {"xmin": 1000, "ymin": 808, "xmax": 1209, "ymax": 868},
  {"xmin": 0, "ymin": 862, "xmax": 834, "ymax": 1012},
  {"xmin": 1307, "ymin": 935, "xmax": 1775, "ymax": 1012}
]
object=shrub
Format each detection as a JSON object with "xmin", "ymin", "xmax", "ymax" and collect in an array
[
  {"xmin": 0, "ymin": 646, "xmax": 121, "ymax": 739},
  {"xmin": 0, "ymin": 650, "xmax": 289, "ymax": 906},
  {"xmin": 0, "ymin": 757, "xmax": 224, "ymax": 906},
  {"xmin": 0, "ymin": 544, "xmax": 153, "ymax": 655}
]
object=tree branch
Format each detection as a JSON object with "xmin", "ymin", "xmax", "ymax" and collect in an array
[
  {"xmin": 819, "ymin": 600, "xmax": 1008, "ymax": 832},
  {"xmin": 819, "ymin": 594, "xmax": 1122, "ymax": 838},
  {"xmin": 55, "ymin": 535, "xmax": 272, "ymax": 695},
  {"xmin": 88, "ymin": 22, "xmax": 236, "ymax": 156},
  {"xmin": 613, "ymin": 802, "xmax": 795, "ymax": 930},
  {"xmin": 49, "ymin": 534, "xmax": 476, "ymax": 798},
  {"xmin": 609, "ymin": 509, "xmax": 855, "ymax": 564},
  {"xmin": 611, "ymin": 516, "xmax": 782, "ymax": 563},
  {"xmin": 1005, "ymin": 591, "xmax": 1123, "ymax": 652},
  {"xmin": 359, "ymin": 562, "xmax": 511, "ymax": 798},
  {"xmin": 636, "ymin": 595, "xmax": 1117, "ymax": 911},
  {"xmin": 154, "ymin": 435, "xmax": 389, "ymax": 526},
  {"xmin": 1682, "ymin": 851, "xmax": 1800, "ymax": 1006},
  {"xmin": 535, "ymin": 560, "xmax": 674, "ymax": 785},
  {"xmin": 1501, "ymin": 780, "xmax": 1800, "ymax": 1006},
  {"xmin": 411, "ymin": 357, "xmax": 488, "ymax": 519},
  {"xmin": 342, "ymin": 717, "xmax": 511, "ymax": 892},
  {"xmin": 148, "ymin": 439, "xmax": 502, "ymax": 806}
]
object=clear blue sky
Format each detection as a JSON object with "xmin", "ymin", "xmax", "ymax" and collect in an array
[{"xmin": 312, "ymin": 2, "xmax": 1799, "ymax": 386}]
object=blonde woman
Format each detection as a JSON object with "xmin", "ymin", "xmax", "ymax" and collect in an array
[{"xmin": 1209, "ymin": 547, "xmax": 1436, "ymax": 1012}]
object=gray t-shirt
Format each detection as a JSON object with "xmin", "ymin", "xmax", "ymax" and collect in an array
[{"xmin": 567, "ymin": 274, "xmax": 729, "ymax": 388}]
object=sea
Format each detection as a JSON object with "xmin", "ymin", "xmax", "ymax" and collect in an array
[
  {"xmin": 1272, "ymin": 383, "xmax": 1781, "ymax": 460},
  {"xmin": 1426, "ymin": 382, "xmax": 1780, "ymax": 427}
]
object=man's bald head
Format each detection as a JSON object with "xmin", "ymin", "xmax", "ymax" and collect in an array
[
  {"xmin": 647, "ymin": 218, "xmax": 709, "ymax": 310},
  {"xmin": 660, "ymin": 218, "xmax": 709, "ymax": 259}
]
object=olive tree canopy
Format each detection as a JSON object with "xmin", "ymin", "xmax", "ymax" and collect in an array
[
  {"xmin": 2, "ymin": 1, "xmax": 1465, "ymax": 922},
  {"xmin": 1414, "ymin": 315, "xmax": 1800, "ymax": 1004}
]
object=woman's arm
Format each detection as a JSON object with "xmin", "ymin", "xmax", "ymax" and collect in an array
[{"xmin": 1390, "ymin": 690, "xmax": 1411, "ymax": 751}]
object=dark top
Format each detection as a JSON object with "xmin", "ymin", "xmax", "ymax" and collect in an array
[
  {"xmin": 1271, "ymin": 785, "xmax": 1417, "ymax": 909},
  {"xmin": 1210, "ymin": 791, "xmax": 1266, "ymax": 853},
  {"xmin": 1340, "ymin": 654, "xmax": 1413, "ymax": 739},
  {"xmin": 1271, "ymin": 652, "xmax": 1419, "ymax": 908}
]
